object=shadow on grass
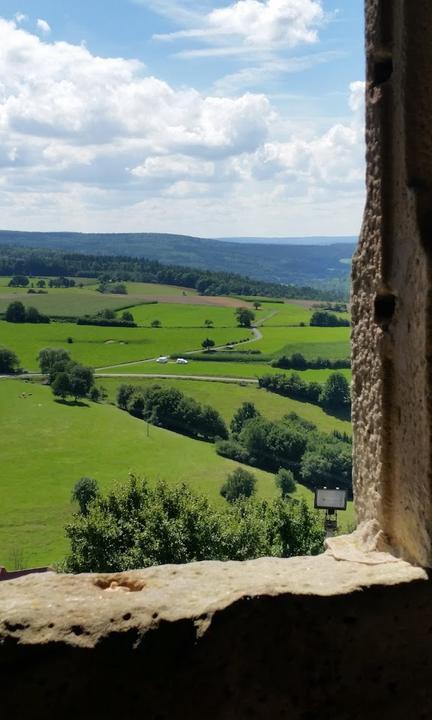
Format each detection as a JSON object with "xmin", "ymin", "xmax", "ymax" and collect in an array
[
  {"xmin": 323, "ymin": 406, "xmax": 351, "ymax": 423},
  {"xmin": 54, "ymin": 399, "xmax": 90, "ymax": 408}
]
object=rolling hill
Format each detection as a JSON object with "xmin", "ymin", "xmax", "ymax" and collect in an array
[{"xmin": 0, "ymin": 230, "xmax": 355, "ymax": 288}]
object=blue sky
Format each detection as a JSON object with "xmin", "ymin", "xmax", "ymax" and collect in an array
[{"xmin": 0, "ymin": 1, "xmax": 365, "ymax": 236}]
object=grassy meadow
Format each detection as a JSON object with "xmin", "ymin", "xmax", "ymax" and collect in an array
[
  {"xmin": 0, "ymin": 378, "xmax": 295, "ymax": 567},
  {"xmin": 100, "ymin": 358, "xmax": 351, "ymax": 382},
  {"xmin": 0, "ymin": 277, "xmax": 197, "ymax": 317},
  {"xmin": 0, "ymin": 278, "xmax": 354, "ymax": 568},
  {"xmin": 101, "ymin": 377, "xmax": 352, "ymax": 435},
  {"xmin": 0, "ymin": 321, "xmax": 252, "ymax": 370},
  {"xmin": 122, "ymin": 302, "xmax": 240, "ymax": 327}
]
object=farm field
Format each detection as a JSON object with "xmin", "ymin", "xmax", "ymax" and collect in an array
[
  {"xmin": 122, "ymin": 302, "xmax": 241, "ymax": 327},
  {"xmin": 0, "ymin": 321, "xmax": 252, "ymax": 370},
  {"xmin": 252, "ymin": 325, "xmax": 351, "ymax": 358},
  {"xmin": 257, "ymin": 302, "xmax": 350, "ymax": 326},
  {"xmin": 101, "ymin": 377, "xmax": 352, "ymax": 435},
  {"xmin": 99, "ymin": 359, "xmax": 352, "ymax": 383},
  {"xmin": 0, "ymin": 378, "xmax": 305, "ymax": 567}
]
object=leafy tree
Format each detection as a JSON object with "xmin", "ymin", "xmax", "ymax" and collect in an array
[
  {"xmin": 36, "ymin": 279, "xmax": 46, "ymax": 288},
  {"xmin": 320, "ymin": 373, "xmax": 351, "ymax": 409},
  {"xmin": 71, "ymin": 477, "xmax": 99, "ymax": 516},
  {"xmin": 98, "ymin": 308, "xmax": 116, "ymax": 320},
  {"xmin": 0, "ymin": 346, "xmax": 20, "ymax": 374},
  {"xmin": 215, "ymin": 439, "xmax": 250, "ymax": 463},
  {"xmin": 117, "ymin": 383, "xmax": 135, "ymax": 410},
  {"xmin": 38, "ymin": 347, "xmax": 71, "ymax": 375},
  {"xmin": 64, "ymin": 477, "xmax": 325, "ymax": 572},
  {"xmin": 121, "ymin": 311, "xmax": 134, "ymax": 322},
  {"xmin": 300, "ymin": 435, "xmax": 352, "ymax": 491},
  {"xmin": 310, "ymin": 311, "xmax": 349, "ymax": 327},
  {"xmin": 112, "ymin": 283, "xmax": 127, "ymax": 294},
  {"xmin": 151, "ymin": 319, "xmax": 162, "ymax": 328},
  {"xmin": 230, "ymin": 402, "xmax": 260, "ymax": 436},
  {"xmin": 204, "ymin": 319, "xmax": 213, "ymax": 327},
  {"xmin": 8, "ymin": 275, "xmax": 29, "ymax": 287},
  {"xmin": 275, "ymin": 468, "xmax": 296, "ymax": 497},
  {"xmin": 201, "ymin": 338, "xmax": 215, "ymax": 351},
  {"xmin": 25, "ymin": 306, "xmax": 50, "ymax": 324},
  {"xmin": 220, "ymin": 467, "xmax": 257, "ymax": 503},
  {"xmin": 253, "ymin": 301, "xmax": 261, "ymax": 310},
  {"xmin": 235, "ymin": 307, "xmax": 255, "ymax": 327},
  {"xmin": 51, "ymin": 371, "xmax": 72, "ymax": 400},
  {"xmin": 127, "ymin": 391, "xmax": 146, "ymax": 418},
  {"xmin": 69, "ymin": 364, "xmax": 94, "ymax": 401},
  {"xmin": 5, "ymin": 301, "xmax": 26, "ymax": 323}
]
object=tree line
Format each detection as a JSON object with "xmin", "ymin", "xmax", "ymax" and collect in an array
[
  {"xmin": 258, "ymin": 372, "xmax": 351, "ymax": 411},
  {"xmin": 0, "ymin": 244, "xmax": 346, "ymax": 300},
  {"xmin": 117, "ymin": 383, "xmax": 228, "ymax": 441},
  {"xmin": 271, "ymin": 353, "xmax": 350, "ymax": 370},
  {"xmin": 216, "ymin": 404, "xmax": 352, "ymax": 494}
]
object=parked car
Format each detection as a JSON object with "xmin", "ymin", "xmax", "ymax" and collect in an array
[
  {"xmin": 176, "ymin": 358, "xmax": 188, "ymax": 365},
  {"xmin": 156, "ymin": 356, "xmax": 169, "ymax": 364}
]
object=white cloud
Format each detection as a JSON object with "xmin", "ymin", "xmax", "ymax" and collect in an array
[
  {"xmin": 14, "ymin": 12, "xmax": 28, "ymax": 24},
  {"xmin": 36, "ymin": 18, "xmax": 51, "ymax": 34},
  {"xmin": 154, "ymin": 0, "xmax": 325, "ymax": 49},
  {"xmin": 0, "ymin": 18, "xmax": 365, "ymax": 236}
]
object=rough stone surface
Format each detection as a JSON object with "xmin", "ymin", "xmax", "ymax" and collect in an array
[
  {"xmin": 0, "ymin": 553, "xmax": 430, "ymax": 719},
  {"xmin": 352, "ymin": 0, "xmax": 432, "ymax": 565}
]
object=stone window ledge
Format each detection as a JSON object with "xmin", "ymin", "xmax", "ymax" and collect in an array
[
  {"xmin": 2, "ymin": 534, "xmax": 431, "ymax": 718},
  {"xmin": 0, "ymin": 533, "xmax": 426, "ymax": 650}
]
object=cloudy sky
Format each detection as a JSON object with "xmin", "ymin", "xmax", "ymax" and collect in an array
[{"xmin": 0, "ymin": 0, "xmax": 365, "ymax": 237}]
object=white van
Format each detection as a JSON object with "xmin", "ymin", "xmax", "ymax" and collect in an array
[
  {"xmin": 176, "ymin": 358, "xmax": 188, "ymax": 365},
  {"xmin": 156, "ymin": 356, "xmax": 169, "ymax": 364}
]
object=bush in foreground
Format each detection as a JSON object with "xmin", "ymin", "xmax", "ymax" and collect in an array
[{"xmin": 63, "ymin": 477, "xmax": 325, "ymax": 572}]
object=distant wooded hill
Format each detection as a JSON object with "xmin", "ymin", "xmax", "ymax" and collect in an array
[{"xmin": 0, "ymin": 230, "xmax": 355, "ymax": 289}]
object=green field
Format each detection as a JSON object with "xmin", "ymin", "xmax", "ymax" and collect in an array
[
  {"xmin": 252, "ymin": 325, "xmax": 351, "ymax": 358},
  {"xmin": 0, "ymin": 321, "xmax": 252, "ymax": 370},
  {"xmin": 123, "ymin": 302, "xmax": 240, "ymax": 327},
  {"xmin": 101, "ymin": 377, "xmax": 352, "ymax": 435},
  {"xmin": 0, "ymin": 277, "xmax": 197, "ymax": 317},
  {"xmin": 100, "ymin": 358, "xmax": 351, "ymax": 382},
  {"xmin": 0, "ymin": 378, "xmax": 299, "ymax": 567}
]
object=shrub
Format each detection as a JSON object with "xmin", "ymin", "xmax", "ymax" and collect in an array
[
  {"xmin": 0, "ymin": 346, "xmax": 20, "ymax": 374},
  {"xmin": 275, "ymin": 468, "xmax": 296, "ymax": 497},
  {"xmin": 215, "ymin": 439, "xmax": 250, "ymax": 464},
  {"xmin": 71, "ymin": 477, "xmax": 99, "ymax": 516},
  {"xmin": 220, "ymin": 467, "xmax": 257, "ymax": 503}
]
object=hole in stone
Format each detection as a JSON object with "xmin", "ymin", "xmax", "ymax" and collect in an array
[
  {"xmin": 152, "ymin": 612, "xmax": 159, "ymax": 619},
  {"xmin": 374, "ymin": 292, "xmax": 396, "ymax": 328},
  {"xmin": 373, "ymin": 58, "xmax": 393, "ymax": 85},
  {"xmin": 71, "ymin": 625, "xmax": 84, "ymax": 636},
  {"xmin": 94, "ymin": 575, "xmax": 145, "ymax": 592},
  {"xmin": 123, "ymin": 613, "xmax": 132, "ymax": 621}
]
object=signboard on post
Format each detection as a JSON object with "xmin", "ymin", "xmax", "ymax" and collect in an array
[{"xmin": 314, "ymin": 488, "xmax": 347, "ymax": 511}]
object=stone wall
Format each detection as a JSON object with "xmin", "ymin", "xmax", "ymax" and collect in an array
[
  {"xmin": 352, "ymin": 0, "xmax": 432, "ymax": 566},
  {"xmin": 0, "ymin": 556, "xmax": 429, "ymax": 720}
]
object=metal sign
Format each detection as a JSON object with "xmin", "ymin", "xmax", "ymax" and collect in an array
[{"xmin": 314, "ymin": 488, "xmax": 347, "ymax": 511}]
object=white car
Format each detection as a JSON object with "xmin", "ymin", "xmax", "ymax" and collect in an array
[
  {"xmin": 176, "ymin": 358, "xmax": 188, "ymax": 365},
  {"xmin": 156, "ymin": 356, "xmax": 169, "ymax": 364}
]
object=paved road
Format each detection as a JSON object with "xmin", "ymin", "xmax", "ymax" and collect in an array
[
  {"xmin": 95, "ymin": 323, "xmax": 264, "ymax": 372},
  {"xmin": 95, "ymin": 373, "xmax": 258, "ymax": 384}
]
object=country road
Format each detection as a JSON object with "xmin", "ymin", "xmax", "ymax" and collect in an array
[{"xmin": 95, "ymin": 373, "xmax": 258, "ymax": 383}]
